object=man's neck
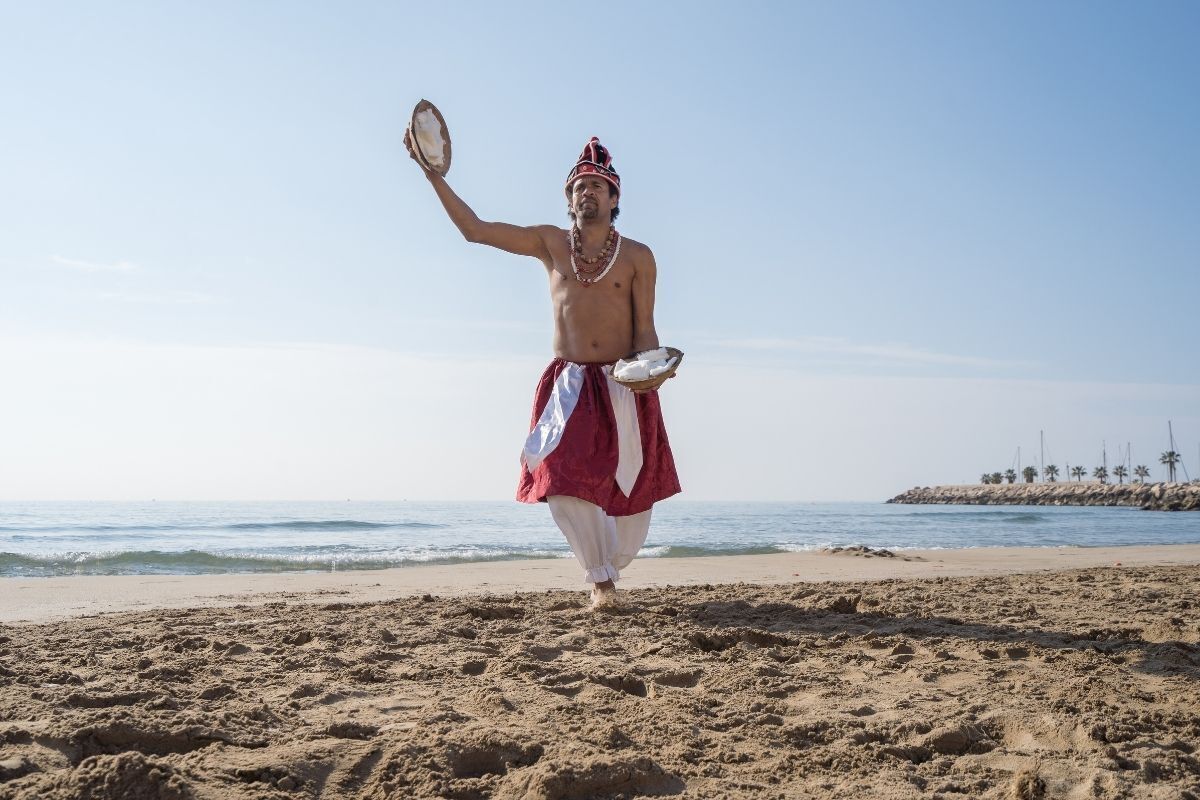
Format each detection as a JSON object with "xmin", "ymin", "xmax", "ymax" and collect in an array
[{"xmin": 575, "ymin": 217, "xmax": 612, "ymax": 247}]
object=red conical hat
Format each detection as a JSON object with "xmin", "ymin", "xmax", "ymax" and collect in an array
[{"xmin": 565, "ymin": 137, "xmax": 620, "ymax": 196}]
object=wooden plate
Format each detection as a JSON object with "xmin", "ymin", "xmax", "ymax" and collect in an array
[
  {"xmin": 409, "ymin": 99, "xmax": 452, "ymax": 176},
  {"xmin": 609, "ymin": 347, "xmax": 684, "ymax": 392}
]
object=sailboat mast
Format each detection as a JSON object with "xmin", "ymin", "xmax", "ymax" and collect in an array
[{"xmin": 1040, "ymin": 430, "xmax": 1044, "ymax": 483}]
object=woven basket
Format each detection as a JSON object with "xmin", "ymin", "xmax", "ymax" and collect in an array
[{"xmin": 609, "ymin": 347, "xmax": 684, "ymax": 392}]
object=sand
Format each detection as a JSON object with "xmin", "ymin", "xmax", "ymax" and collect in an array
[{"xmin": 1, "ymin": 548, "xmax": 1199, "ymax": 798}]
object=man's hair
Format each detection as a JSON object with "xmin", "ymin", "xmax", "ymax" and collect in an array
[{"xmin": 566, "ymin": 182, "xmax": 620, "ymax": 223}]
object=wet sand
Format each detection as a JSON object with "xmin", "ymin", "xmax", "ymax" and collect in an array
[
  {"xmin": 1, "ymin": 547, "xmax": 1199, "ymax": 798},
  {"xmin": 4, "ymin": 544, "xmax": 1200, "ymax": 625}
]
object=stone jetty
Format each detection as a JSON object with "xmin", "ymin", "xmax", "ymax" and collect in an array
[{"xmin": 887, "ymin": 481, "xmax": 1200, "ymax": 511}]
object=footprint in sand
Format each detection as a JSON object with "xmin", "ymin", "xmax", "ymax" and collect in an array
[
  {"xmin": 196, "ymin": 684, "xmax": 236, "ymax": 701},
  {"xmin": 322, "ymin": 721, "xmax": 379, "ymax": 740},
  {"xmin": 589, "ymin": 672, "xmax": 647, "ymax": 697},
  {"xmin": 649, "ymin": 669, "xmax": 701, "ymax": 689},
  {"xmin": 288, "ymin": 683, "xmax": 322, "ymax": 699},
  {"xmin": 523, "ymin": 644, "xmax": 563, "ymax": 662}
]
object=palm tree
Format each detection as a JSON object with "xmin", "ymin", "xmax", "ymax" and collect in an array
[
  {"xmin": 1160, "ymin": 451, "xmax": 1181, "ymax": 482},
  {"xmin": 1021, "ymin": 466, "xmax": 1038, "ymax": 484},
  {"xmin": 981, "ymin": 473, "xmax": 992, "ymax": 485},
  {"xmin": 1004, "ymin": 469, "xmax": 1017, "ymax": 485},
  {"xmin": 1112, "ymin": 465, "xmax": 1127, "ymax": 484},
  {"xmin": 1134, "ymin": 465, "xmax": 1150, "ymax": 483},
  {"xmin": 1071, "ymin": 465, "xmax": 1086, "ymax": 482},
  {"xmin": 1044, "ymin": 464, "xmax": 1059, "ymax": 482},
  {"xmin": 990, "ymin": 472, "xmax": 1003, "ymax": 485},
  {"xmin": 1093, "ymin": 466, "xmax": 1108, "ymax": 484}
]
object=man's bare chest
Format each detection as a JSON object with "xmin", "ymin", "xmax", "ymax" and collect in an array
[{"xmin": 547, "ymin": 253, "xmax": 636, "ymax": 303}]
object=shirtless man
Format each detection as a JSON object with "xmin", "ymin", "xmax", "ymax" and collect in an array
[{"xmin": 405, "ymin": 133, "xmax": 681, "ymax": 607}]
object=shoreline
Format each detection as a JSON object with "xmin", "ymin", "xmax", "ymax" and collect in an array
[{"xmin": 4, "ymin": 542, "xmax": 1200, "ymax": 625}]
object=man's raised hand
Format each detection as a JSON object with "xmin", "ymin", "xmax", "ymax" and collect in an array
[{"xmin": 403, "ymin": 127, "xmax": 433, "ymax": 176}]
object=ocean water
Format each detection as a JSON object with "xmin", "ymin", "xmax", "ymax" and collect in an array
[{"xmin": 1, "ymin": 500, "xmax": 1197, "ymax": 578}]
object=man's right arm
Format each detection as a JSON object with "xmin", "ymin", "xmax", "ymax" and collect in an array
[
  {"xmin": 426, "ymin": 172, "xmax": 554, "ymax": 261},
  {"xmin": 406, "ymin": 129, "xmax": 553, "ymax": 262}
]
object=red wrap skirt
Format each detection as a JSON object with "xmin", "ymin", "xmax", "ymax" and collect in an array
[{"xmin": 516, "ymin": 359, "xmax": 681, "ymax": 516}]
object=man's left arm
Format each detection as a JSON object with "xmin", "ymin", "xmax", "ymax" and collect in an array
[{"xmin": 630, "ymin": 245, "xmax": 659, "ymax": 354}]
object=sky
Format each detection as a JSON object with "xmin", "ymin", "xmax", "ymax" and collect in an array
[{"xmin": 1, "ymin": 1, "xmax": 1198, "ymax": 501}]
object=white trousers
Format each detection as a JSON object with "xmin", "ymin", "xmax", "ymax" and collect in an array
[{"xmin": 548, "ymin": 495, "xmax": 653, "ymax": 584}]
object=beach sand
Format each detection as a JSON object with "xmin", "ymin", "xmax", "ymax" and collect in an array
[{"xmin": 1, "ymin": 547, "xmax": 1198, "ymax": 798}]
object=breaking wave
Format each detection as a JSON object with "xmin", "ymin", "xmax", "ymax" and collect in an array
[{"xmin": 0, "ymin": 549, "xmax": 563, "ymax": 577}]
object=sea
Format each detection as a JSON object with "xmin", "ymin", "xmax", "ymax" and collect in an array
[{"xmin": 1, "ymin": 500, "xmax": 1198, "ymax": 578}]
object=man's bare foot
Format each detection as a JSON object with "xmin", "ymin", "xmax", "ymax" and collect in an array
[{"xmin": 590, "ymin": 581, "xmax": 622, "ymax": 609}]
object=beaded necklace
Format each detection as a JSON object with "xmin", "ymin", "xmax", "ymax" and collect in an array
[{"xmin": 569, "ymin": 225, "xmax": 621, "ymax": 287}]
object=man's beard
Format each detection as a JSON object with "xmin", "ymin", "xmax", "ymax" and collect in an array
[{"xmin": 579, "ymin": 204, "xmax": 599, "ymax": 220}]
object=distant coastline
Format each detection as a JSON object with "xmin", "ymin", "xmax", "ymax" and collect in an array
[{"xmin": 888, "ymin": 481, "xmax": 1200, "ymax": 511}]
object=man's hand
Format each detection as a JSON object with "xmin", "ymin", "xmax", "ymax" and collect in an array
[{"xmin": 403, "ymin": 127, "xmax": 435, "ymax": 177}]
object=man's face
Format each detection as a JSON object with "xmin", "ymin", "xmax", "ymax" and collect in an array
[{"xmin": 569, "ymin": 176, "xmax": 616, "ymax": 221}]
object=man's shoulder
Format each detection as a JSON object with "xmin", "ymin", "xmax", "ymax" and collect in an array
[
  {"xmin": 621, "ymin": 237, "xmax": 655, "ymax": 273},
  {"xmin": 619, "ymin": 235, "xmax": 653, "ymax": 258},
  {"xmin": 529, "ymin": 224, "xmax": 566, "ymax": 251}
]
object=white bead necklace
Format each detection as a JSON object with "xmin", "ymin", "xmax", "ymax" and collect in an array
[{"xmin": 569, "ymin": 227, "xmax": 622, "ymax": 287}]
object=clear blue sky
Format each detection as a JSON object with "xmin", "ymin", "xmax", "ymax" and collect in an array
[{"xmin": 2, "ymin": 2, "xmax": 1197, "ymax": 500}]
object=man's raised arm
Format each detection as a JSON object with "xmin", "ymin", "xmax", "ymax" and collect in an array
[{"xmin": 405, "ymin": 129, "xmax": 552, "ymax": 262}]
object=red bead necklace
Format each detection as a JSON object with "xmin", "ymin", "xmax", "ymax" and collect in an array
[{"xmin": 569, "ymin": 226, "xmax": 622, "ymax": 287}]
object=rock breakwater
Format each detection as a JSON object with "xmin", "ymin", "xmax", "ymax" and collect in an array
[{"xmin": 887, "ymin": 482, "xmax": 1200, "ymax": 511}]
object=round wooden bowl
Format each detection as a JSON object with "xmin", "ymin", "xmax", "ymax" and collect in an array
[{"xmin": 609, "ymin": 347, "xmax": 684, "ymax": 392}]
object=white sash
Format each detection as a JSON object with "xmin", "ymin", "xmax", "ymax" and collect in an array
[
  {"xmin": 605, "ymin": 372, "xmax": 643, "ymax": 497},
  {"xmin": 521, "ymin": 363, "xmax": 644, "ymax": 497}
]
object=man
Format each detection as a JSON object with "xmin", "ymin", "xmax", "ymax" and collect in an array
[{"xmin": 404, "ymin": 132, "xmax": 681, "ymax": 607}]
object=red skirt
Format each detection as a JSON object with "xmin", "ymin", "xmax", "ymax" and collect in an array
[{"xmin": 516, "ymin": 359, "xmax": 681, "ymax": 516}]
